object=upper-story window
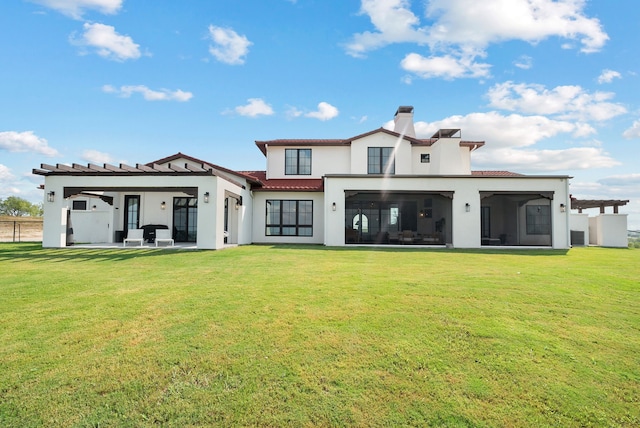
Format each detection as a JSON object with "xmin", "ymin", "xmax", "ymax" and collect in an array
[
  {"xmin": 285, "ymin": 149, "xmax": 311, "ymax": 175},
  {"xmin": 421, "ymin": 153, "xmax": 430, "ymax": 163},
  {"xmin": 368, "ymin": 147, "xmax": 395, "ymax": 174}
]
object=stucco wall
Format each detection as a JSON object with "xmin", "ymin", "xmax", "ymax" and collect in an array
[
  {"xmin": 596, "ymin": 214, "xmax": 628, "ymax": 247},
  {"xmin": 324, "ymin": 175, "xmax": 570, "ymax": 249},
  {"xmin": 41, "ymin": 174, "xmax": 248, "ymax": 249},
  {"xmin": 251, "ymin": 191, "xmax": 324, "ymax": 244},
  {"xmin": 266, "ymin": 146, "xmax": 350, "ymax": 179}
]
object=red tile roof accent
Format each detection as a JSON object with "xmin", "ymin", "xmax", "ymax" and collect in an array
[
  {"xmin": 255, "ymin": 128, "xmax": 484, "ymax": 155},
  {"xmin": 472, "ymin": 171, "xmax": 524, "ymax": 177},
  {"xmin": 241, "ymin": 171, "xmax": 324, "ymax": 192},
  {"xmin": 147, "ymin": 152, "xmax": 261, "ymax": 184}
]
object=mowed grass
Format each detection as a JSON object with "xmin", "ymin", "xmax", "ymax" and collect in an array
[{"xmin": 0, "ymin": 244, "xmax": 638, "ymax": 427}]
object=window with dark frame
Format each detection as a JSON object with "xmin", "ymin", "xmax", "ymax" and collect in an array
[
  {"xmin": 266, "ymin": 200, "xmax": 313, "ymax": 236},
  {"xmin": 285, "ymin": 149, "xmax": 312, "ymax": 175},
  {"xmin": 72, "ymin": 200, "xmax": 87, "ymax": 210},
  {"xmin": 526, "ymin": 205, "xmax": 551, "ymax": 235},
  {"xmin": 368, "ymin": 147, "xmax": 395, "ymax": 174},
  {"xmin": 421, "ymin": 153, "xmax": 430, "ymax": 163}
]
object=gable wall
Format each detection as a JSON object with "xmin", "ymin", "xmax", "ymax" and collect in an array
[
  {"xmin": 350, "ymin": 133, "xmax": 413, "ymax": 175},
  {"xmin": 266, "ymin": 146, "xmax": 350, "ymax": 179}
]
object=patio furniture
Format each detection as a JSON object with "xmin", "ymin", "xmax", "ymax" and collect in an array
[
  {"xmin": 400, "ymin": 230, "xmax": 416, "ymax": 244},
  {"xmin": 123, "ymin": 229, "xmax": 145, "ymax": 247},
  {"xmin": 155, "ymin": 229, "xmax": 174, "ymax": 247}
]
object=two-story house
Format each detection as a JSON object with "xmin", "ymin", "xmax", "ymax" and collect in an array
[{"xmin": 35, "ymin": 106, "xmax": 572, "ymax": 249}]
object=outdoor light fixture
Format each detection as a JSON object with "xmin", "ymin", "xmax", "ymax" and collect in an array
[
  {"xmin": 234, "ymin": 196, "xmax": 243, "ymax": 210},
  {"xmin": 92, "ymin": 205, "xmax": 97, "ymax": 211},
  {"xmin": 203, "ymin": 192, "xmax": 210, "ymax": 203},
  {"xmin": 332, "ymin": 202, "xmax": 336, "ymax": 211},
  {"xmin": 560, "ymin": 203, "xmax": 566, "ymax": 212},
  {"xmin": 465, "ymin": 203, "xmax": 471, "ymax": 212},
  {"xmin": 47, "ymin": 191, "xmax": 55, "ymax": 203},
  {"xmin": 161, "ymin": 201, "xmax": 166, "ymax": 210}
]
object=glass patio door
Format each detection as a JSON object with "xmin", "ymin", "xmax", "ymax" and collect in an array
[
  {"xmin": 124, "ymin": 195, "xmax": 140, "ymax": 237},
  {"xmin": 173, "ymin": 197, "xmax": 198, "ymax": 242}
]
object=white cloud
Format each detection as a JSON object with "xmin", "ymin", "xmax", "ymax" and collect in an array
[
  {"xmin": 597, "ymin": 69, "xmax": 621, "ymax": 84},
  {"xmin": 623, "ymin": 119, "xmax": 640, "ymax": 139},
  {"xmin": 346, "ymin": 0, "xmax": 608, "ymax": 80},
  {"xmin": 72, "ymin": 22, "xmax": 141, "ymax": 61},
  {"xmin": 102, "ymin": 85, "xmax": 193, "ymax": 102},
  {"xmin": 232, "ymin": 98, "xmax": 274, "ymax": 117},
  {"xmin": 471, "ymin": 147, "xmax": 619, "ymax": 172},
  {"xmin": 286, "ymin": 103, "xmax": 340, "ymax": 121},
  {"xmin": 383, "ymin": 111, "xmax": 615, "ymax": 171},
  {"xmin": 513, "ymin": 55, "xmax": 533, "ymax": 70},
  {"xmin": 285, "ymin": 107, "xmax": 303, "ymax": 119},
  {"xmin": 345, "ymin": 0, "xmax": 429, "ymax": 58},
  {"xmin": 0, "ymin": 131, "xmax": 60, "ymax": 157},
  {"xmin": 208, "ymin": 25, "xmax": 252, "ymax": 65},
  {"xmin": 30, "ymin": 0, "xmax": 122, "ymax": 19},
  {"xmin": 424, "ymin": 0, "xmax": 608, "ymax": 53},
  {"xmin": 0, "ymin": 164, "xmax": 15, "ymax": 181},
  {"xmin": 305, "ymin": 102, "xmax": 339, "ymax": 121},
  {"xmin": 400, "ymin": 51, "xmax": 490, "ymax": 79},
  {"xmin": 486, "ymin": 81, "xmax": 627, "ymax": 122},
  {"xmin": 81, "ymin": 149, "xmax": 115, "ymax": 164}
]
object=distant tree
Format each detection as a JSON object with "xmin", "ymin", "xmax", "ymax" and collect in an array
[{"xmin": 0, "ymin": 196, "xmax": 43, "ymax": 216}]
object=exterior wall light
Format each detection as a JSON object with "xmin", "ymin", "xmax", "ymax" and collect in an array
[
  {"xmin": 560, "ymin": 203, "xmax": 566, "ymax": 212},
  {"xmin": 332, "ymin": 202, "xmax": 336, "ymax": 211},
  {"xmin": 47, "ymin": 191, "xmax": 55, "ymax": 203},
  {"xmin": 92, "ymin": 205, "xmax": 97, "ymax": 211},
  {"xmin": 161, "ymin": 201, "xmax": 166, "ymax": 210},
  {"xmin": 465, "ymin": 203, "xmax": 471, "ymax": 212},
  {"xmin": 203, "ymin": 192, "xmax": 210, "ymax": 203},
  {"xmin": 234, "ymin": 196, "xmax": 243, "ymax": 210}
]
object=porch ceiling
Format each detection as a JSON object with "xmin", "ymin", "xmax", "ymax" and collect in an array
[{"xmin": 64, "ymin": 186, "xmax": 198, "ymax": 201}]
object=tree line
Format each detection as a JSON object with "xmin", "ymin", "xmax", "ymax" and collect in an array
[{"xmin": 0, "ymin": 196, "xmax": 43, "ymax": 217}]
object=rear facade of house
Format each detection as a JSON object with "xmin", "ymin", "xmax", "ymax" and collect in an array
[{"xmin": 35, "ymin": 106, "xmax": 572, "ymax": 250}]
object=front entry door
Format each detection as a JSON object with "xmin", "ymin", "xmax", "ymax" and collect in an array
[{"xmin": 173, "ymin": 197, "xmax": 197, "ymax": 242}]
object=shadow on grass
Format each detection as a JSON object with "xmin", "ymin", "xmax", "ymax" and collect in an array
[
  {"xmin": 0, "ymin": 242, "xmax": 197, "ymax": 263},
  {"xmin": 252, "ymin": 243, "xmax": 571, "ymax": 256},
  {"xmin": 1, "ymin": 243, "xmax": 572, "ymax": 264}
]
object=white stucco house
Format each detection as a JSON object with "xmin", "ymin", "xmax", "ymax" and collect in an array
[{"xmin": 35, "ymin": 106, "xmax": 578, "ymax": 250}]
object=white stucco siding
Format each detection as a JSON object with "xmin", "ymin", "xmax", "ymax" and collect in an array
[
  {"xmin": 251, "ymin": 191, "xmax": 324, "ymax": 244},
  {"xmin": 266, "ymin": 146, "xmax": 349, "ymax": 179},
  {"xmin": 430, "ymin": 138, "xmax": 471, "ymax": 175},
  {"xmin": 570, "ymin": 213, "xmax": 589, "ymax": 246},
  {"xmin": 41, "ymin": 173, "xmax": 251, "ymax": 249},
  {"xmin": 350, "ymin": 133, "xmax": 413, "ymax": 175},
  {"xmin": 596, "ymin": 214, "xmax": 628, "ymax": 247},
  {"xmin": 324, "ymin": 175, "xmax": 570, "ymax": 249},
  {"xmin": 411, "ymin": 147, "xmax": 433, "ymax": 174},
  {"xmin": 476, "ymin": 177, "xmax": 570, "ymax": 249}
]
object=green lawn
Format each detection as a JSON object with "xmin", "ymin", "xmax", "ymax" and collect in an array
[{"xmin": 1, "ymin": 244, "xmax": 638, "ymax": 427}]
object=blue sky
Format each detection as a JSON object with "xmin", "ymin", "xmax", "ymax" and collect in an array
[{"xmin": 2, "ymin": 0, "xmax": 639, "ymax": 228}]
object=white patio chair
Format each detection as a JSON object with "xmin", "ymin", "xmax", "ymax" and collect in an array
[
  {"xmin": 155, "ymin": 229, "xmax": 174, "ymax": 247},
  {"xmin": 123, "ymin": 229, "xmax": 144, "ymax": 247}
]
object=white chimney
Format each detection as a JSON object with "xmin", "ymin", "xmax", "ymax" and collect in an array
[{"xmin": 393, "ymin": 106, "xmax": 416, "ymax": 138}]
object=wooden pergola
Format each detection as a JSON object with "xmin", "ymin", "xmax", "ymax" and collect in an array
[{"xmin": 570, "ymin": 196, "xmax": 629, "ymax": 214}]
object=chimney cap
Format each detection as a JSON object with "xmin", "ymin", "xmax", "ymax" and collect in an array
[{"xmin": 395, "ymin": 106, "xmax": 414, "ymax": 116}]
